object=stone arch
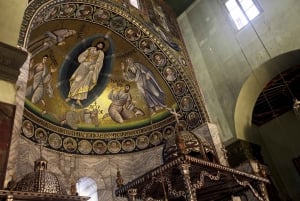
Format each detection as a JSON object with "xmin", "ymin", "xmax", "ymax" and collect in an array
[{"xmin": 234, "ymin": 49, "xmax": 300, "ymax": 142}]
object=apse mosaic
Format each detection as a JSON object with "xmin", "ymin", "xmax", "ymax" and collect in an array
[{"xmin": 19, "ymin": 0, "xmax": 208, "ymax": 155}]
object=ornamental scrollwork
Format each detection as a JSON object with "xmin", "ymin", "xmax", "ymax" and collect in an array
[
  {"xmin": 141, "ymin": 176, "xmax": 186, "ymax": 200},
  {"xmin": 233, "ymin": 174, "xmax": 265, "ymax": 201},
  {"xmin": 193, "ymin": 170, "xmax": 221, "ymax": 189}
]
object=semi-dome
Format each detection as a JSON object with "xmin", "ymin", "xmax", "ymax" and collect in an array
[{"xmin": 15, "ymin": 157, "xmax": 65, "ymax": 194}]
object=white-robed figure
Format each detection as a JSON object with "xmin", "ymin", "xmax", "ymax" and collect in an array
[
  {"xmin": 66, "ymin": 40, "xmax": 105, "ymax": 106},
  {"xmin": 26, "ymin": 55, "xmax": 56, "ymax": 114},
  {"xmin": 121, "ymin": 57, "xmax": 166, "ymax": 115}
]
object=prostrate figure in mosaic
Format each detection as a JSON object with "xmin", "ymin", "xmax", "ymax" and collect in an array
[
  {"xmin": 108, "ymin": 84, "xmax": 144, "ymax": 123},
  {"xmin": 65, "ymin": 40, "xmax": 106, "ymax": 106},
  {"xmin": 121, "ymin": 57, "xmax": 166, "ymax": 115}
]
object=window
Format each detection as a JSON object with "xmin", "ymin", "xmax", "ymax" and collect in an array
[
  {"xmin": 225, "ymin": 0, "xmax": 261, "ymax": 30},
  {"xmin": 77, "ymin": 177, "xmax": 98, "ymax": 201},
  {"xmin": 129, "ymin": 0, "xmax": 140, "ymax": 9}
]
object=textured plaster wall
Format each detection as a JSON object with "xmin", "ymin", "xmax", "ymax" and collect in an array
[
  {"xmin": 178, "ymin": 0, "xmax": 300, "ymax": 143},
  {"xmin": 0, "ymin": 1, "xmax": 27, "ymax": 104},
  {"xmin": 0, "ymin": 1, "xmax": 27, "ymax": 46},
  {"xmin": 259, "ymin": 111, "xmax": 300, "ymax": 200},
  {"xmin": 0, "ymin": 81, "xmax": 16, "ymax": 105}
]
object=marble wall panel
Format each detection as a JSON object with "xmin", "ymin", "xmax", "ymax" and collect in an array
[{"xmin": 15, "ymin": 137, "xmax": 163, "ymax": 200}]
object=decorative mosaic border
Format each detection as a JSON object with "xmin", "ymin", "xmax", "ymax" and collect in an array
[{"xmin": 21, "ymin": 112, "xmax": 178, "ymax": 155}]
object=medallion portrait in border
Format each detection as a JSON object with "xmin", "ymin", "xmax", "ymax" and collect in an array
[
  {"xmin": 163, "ymin": 126, "xmax": 175, "ymax": 140},
  {"xmin": 93, "ymin": 140, "xmax": 107, "ymax": 154},
  {"xmin": 149, "ymin": 131, "xmax": 163, "ymax": 146},
  {"xmin": 136, "ymin": 135, "xmax": 149, "ymax": 150},
  {"xmin": 60, "ymin": 4, "xmax": 76, "ymax": 17},
  {"xmin": 44, "ymin": 5, "xmax": 60, "ymax": 21},
  {"xmin": 22, "ymin": 120, "xmax": 34, "ymax": 138},
  {"xmin": 152, "ymin": 52, "xmax": 166, "ymax": 67},
  {"xmin": 122, "ymin": 138, "xmax": 136, "ymax": 152},
  {"xmin": 93, "ymin": 8, "xmax": 110, "ymax": 22},
  {"xmin": 49, "ymin": 133, "xmax": 62, "ymax": 149},
  {"xmin": 180, "ymin": 96, "xmax": 194, "ymax": 112},
  {"xmin": 63, "ymin": 137, "xmax": 77, "ymax": 153},
  {"xmin": 78, "ymin": 140, "xmax": 92, "ymax": 154},
  {"xmin": 173, "ymin": 81, "xmax": 186, "ymax": 96},
  {"xmin": 76, "ymin": 4, "xmax": 93, "ymax": 18},
  {"xmin": 163, "ymin": 66, "xmax": 177, "ymax": 82},
  {"xmin": 108, "ymin": 140, "xmax": 121, "ymax": 154},
  {"xmin": 139, "ymin": 38, "xmax": 156, "ymax": 54},
  {"xmin": 35, "ymin": 128, "xmax": 47, "ymax": 144},
  {"xmin": 187, "ymin": 112, "xmax": 201, "ymax": 128},
  {"xmin": 125, "ymin": 27, "xmax": 141, "ymax": 41},
  {"xmin": 110, "ymin": 16, "xmax": 127, "ymax": 32}
]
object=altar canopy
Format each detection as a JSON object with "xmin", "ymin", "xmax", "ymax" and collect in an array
[
  {"xmin": 116, "ymin": 155, "xmax": 270, "ymax": 201},
  {"xmin": 116, "ymin": 128, "xmax": 270, "ymax": 201}
]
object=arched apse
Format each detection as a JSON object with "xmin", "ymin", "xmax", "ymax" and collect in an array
[
  {"xmin": 17, "ymin": 0, "xmax": 210, "ymax": 155},
  {"xmin": 234, "ymin": 49, "xmax": 300, "ymax": 143}
]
